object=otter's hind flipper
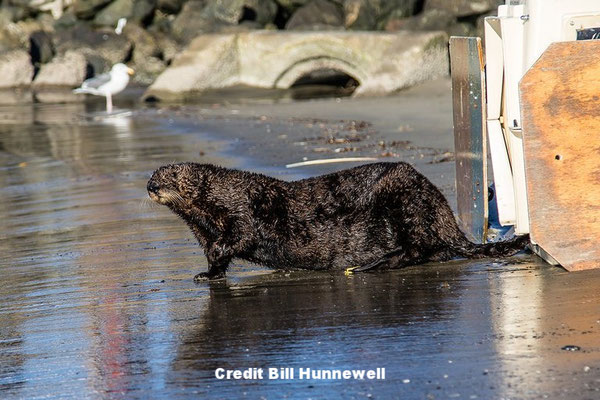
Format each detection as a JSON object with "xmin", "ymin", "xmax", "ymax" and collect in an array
[
  {"xmin": 348, "ymin": 247, "xmax": 410, "ymax": 273},
  {"xmin": 456, "ymin": 234, "xmax": 530, "ymax": 258}
]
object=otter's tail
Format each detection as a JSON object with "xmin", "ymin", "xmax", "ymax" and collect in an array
[
  {"xmin": 453, "ymin": 234, "xmax": 530, "ymax": 259},
  {"xmin": 347, "ymin": 234, "xmax": 530, "ymax": 274}
]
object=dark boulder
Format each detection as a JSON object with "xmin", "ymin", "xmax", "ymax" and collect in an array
[
  {"xmin": 157, "ymin": 0, "xmax": 187, "ymax": 14},
  {"xmin": 343, "ymin": 0, "xmax": 375, "ymax": 30},
  {"xmin": 123, "ymin": 22, "xmax": 161, "ymax": 58},
  {"xmin": 385, "ymin": 9, "xmax": 454, "ymax": 32},
  {"xmin": 73, "ymin": 0, "xmax": 113, "ymax": 19},
  {"xmin": 285, "ymin": 0, "xmax": 344, "ymax": 30},
  {"xmin": 132, "ymin": 0, "xmax": 157, "ymax": 24},
  {"xmin": 171, "ymin": 0, "xmax": 276, "ymax": 44},
  {"xmin": 53, "ymin": 11, "xmax": 80, "ymax": 30},
  {"xmin": 92, "ymin": 0, "xmax": 157, "ymax": 27},
  {"xmin": 201, "ymin": 0, "xmax": 278, "ymax": 26},
  {"xmin": 350, "ymin": 0, "xmax": 420, "ymax": 30},
  {"xmin": 171, "ymin": 1, "xmax": 220, "ymax": 44},
  {"xmin": 54, "ymin": 24, "xmax": 133, "ymax": 72},
  {"xmin": 30, "ymin": 30, "xmax": 55, "ymax": 65},
  {"xmin": 276, "ymin": 0, "xmax": 343, "ymax": 13},
  {"xmin": 275, "ymin": 0, "xmax": 310, "ymax": 13},
  {"xmin": 93, "ymin": 0, "xmax": 133, "ymax": 27},
  {"xmin": 123, "ymin": 21, "xmax": 168, "ymax": 83},
  {"xmin": 239, "ymin": 0, "xmax": 279, "ymax": 26},
  {"xmin": 155, "ymin": 34, "xmax": 181, "ymax": 64}
]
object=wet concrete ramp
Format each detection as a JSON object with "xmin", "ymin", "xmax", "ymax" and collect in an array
[{"xmin": 144, "ymin": 31, "xmax": 448, "ymax": 100}]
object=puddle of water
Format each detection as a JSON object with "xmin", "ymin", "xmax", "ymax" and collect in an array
[{"xmin": 0, "ymin": 101, "xmax": 599, "ymax": 399}]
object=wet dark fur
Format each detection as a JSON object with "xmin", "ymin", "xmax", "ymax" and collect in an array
[{"xmin": 147, "ymin": 162, "xmax": 529, "ymax": 280}]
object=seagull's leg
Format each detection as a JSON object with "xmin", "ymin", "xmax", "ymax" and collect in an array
[{"xmin": 106, "ymin": 93, "xmax": 113, "ymax": 113}]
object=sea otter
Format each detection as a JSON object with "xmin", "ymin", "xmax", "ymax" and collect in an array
[{"xmin": 147, "ymin": 162, "xmax": 529, "ymax": 280}]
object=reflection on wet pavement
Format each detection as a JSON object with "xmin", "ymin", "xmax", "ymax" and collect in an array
[{"xmin": 0, "ymin": 102, "xmax": 599, "ymax": 399}]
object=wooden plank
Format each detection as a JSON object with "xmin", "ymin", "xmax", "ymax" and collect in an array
[
  {"xmin": 450, "ymin": 37, "xmax": 488, "ymax": 243},
  {"xmin": 520, "ymin": 40, "xmax": 600, "ymax": 271}
]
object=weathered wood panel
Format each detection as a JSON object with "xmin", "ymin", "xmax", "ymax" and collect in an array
[
  {"xmin": 450, "ymin": 37, "xmax": 488, "ymax": 243},
  {"xmin": 520, "ymin": 40, "xmax": 600, "ymax": 271}
]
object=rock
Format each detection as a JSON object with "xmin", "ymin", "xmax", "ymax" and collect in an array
[
  {"xmin": 53, "ymin": 11, "xmax": 79, "ymax": 30},
  {"xmin": 144, "ymin": 33, "xmax": 240, "ymax": 99},
  {"xmin": 30, "ymin": 31, "xmax": 55, "ymax": 65},
  {"xmin": 157, "ymin": 0, "xmax": 186, "ymax": 14},
  {"xmin": 132, "ymin": 0, "xmax": 158, "ymax": 24},
  {"xmin": 36, "ymin": 13, "xmax": 56, "ymax": 32},
  {"xmin": 379, "ymin": 0, "xmax": 419, "ymax": 20},
  {"xmin": 54, "ymin": 24, "xmax": 133, "ymax": 70},
  {"xmin": 73, "ymin": 0, "xmax": 113, "ymax": 19},
  {"xmin": 202, "ymin": 0, "xmax": 278, "ymax": 25},
  {"xmin": 16, "ymin": 19, "xmax": 49, "ymax": 39},
  {"xmin": 352, "ymin": 0, "xmax": 420, "ymax": 30},
  {"xmin": 32, "ymin": 50, "xmax": 87, "ymax": 87},
  {"xmin": 385, "ymin": 9, "xmax": 454, "ymax": 32},
  {"xmin": 155, "ymin": 34, "xmax": 181, "ymax": 64},
  {"xmin": 145, "ymin": 30, "xmax": 449, "ymax": 100},
  {"xmin": 343, "ymin": 0, "xmax": 376, "ymax": 30},
  {"xmin": 123, "ymin": 22, "xmax": 166, "ymax": 83},
  {"xmin": 10, "ymin": 0, "xmax": 68, "ymax": 18},
  {"xmin": 171, "ymin": 0, "xmax": 277, "ymax": 42},
  {"xmin": 202, "ymin": 0, "xmax": 248, "ymax": 25},
  {"xmin": 78, "ymin": 52, "xmax": 106, "ymax": 76},
  {"xmin": 93, "ymin": 0, "xmax": 134, "ymax": 27},
  {"xmin": 285, "ymin": 0, "xmax": 344, "ymax": 30},
  {"xmin": 425, "ymin": 0, "xmax": 502, "ymax": 18},
  {"xmin": 1, "ymin": 19, "xmax": 48, "ymax": 51},
  {"xmin": 131, "ymin": 56, "xmax": 166, "ymax": 84},
  {"xmin": 171, "ymin": 1, "xmax": 218, "ymax": 44},
  {"xmin": 243, "ymin": 0, "xmax": 279, "ymax": 25},
  {"xmin": 0, "ymin": 26, "xmax": 23, "ymax": 53},
  {"xmin": 448, "ymin": 22, "xmax": 478, "ymax": 37},
  {"xmin": 0, "ymin": 5, "xmax": 30, "ymax": 22},
  {"xmin": 91, "ymin": 0, "xmax": 155, "ymax": 28},
  {"xmin": 21, "ymin": 0, "xmax": 70, "ymax": 19},
  {"xmin": 171, "ymin": 0, "xmax": 272, "ymax": 44},
  {"xmin": 275, "ymin": 0, "xmax": 310, "ymax": 13},
  {"xmin": 148, "ymin": 9, "xmax": 173, "ymax": 34},
  {"xmin": 123, "ymin": 22, "xmax": 160, "ymax": 59},
  {"xmin": 0, "ymin": 50, "xmax": 34, "ymax": 88},
  {"xmin": 276, "ymin": 0, "xmax": 343, "ymax": 13},
  {"xmin": 96, "ymin": 36, "xmax": 133, "ymax": 65}
]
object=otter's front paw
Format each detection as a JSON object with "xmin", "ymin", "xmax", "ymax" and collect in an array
[
  {"xmin": 193, "ymin": 271, "xmax": 226, "ymax": 282},
  {"xmin": 206, "ymin": 244, "xmax": 230, "ymax": 262}
]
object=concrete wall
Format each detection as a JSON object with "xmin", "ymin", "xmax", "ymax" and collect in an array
[{"xmin": 145, "ymin": 30, "xmax": 449, "ymax": 100}]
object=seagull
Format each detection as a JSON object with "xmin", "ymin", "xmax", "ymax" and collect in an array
[{"xmin": 73, "ymin": 63, "xmax": 135, "ymax": 113}]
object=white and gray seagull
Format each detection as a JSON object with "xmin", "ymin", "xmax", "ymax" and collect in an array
[{"xmin": 73, "ymin": 63, "xmax": 134, "ymax": 113}]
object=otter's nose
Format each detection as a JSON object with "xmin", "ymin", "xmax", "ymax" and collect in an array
[{"xmin": 147, "ymin": 181, "xmax": 160, "ymax": 194}]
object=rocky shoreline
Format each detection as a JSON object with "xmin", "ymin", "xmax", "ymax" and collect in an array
[{"xmin": 0, "ymin": 0, "xmax": 502, "ymax": 91}]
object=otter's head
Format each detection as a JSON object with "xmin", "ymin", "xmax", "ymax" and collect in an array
[{"xmin": 147, "ymin": 163, "xmax": 200, "ymax": 210}]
